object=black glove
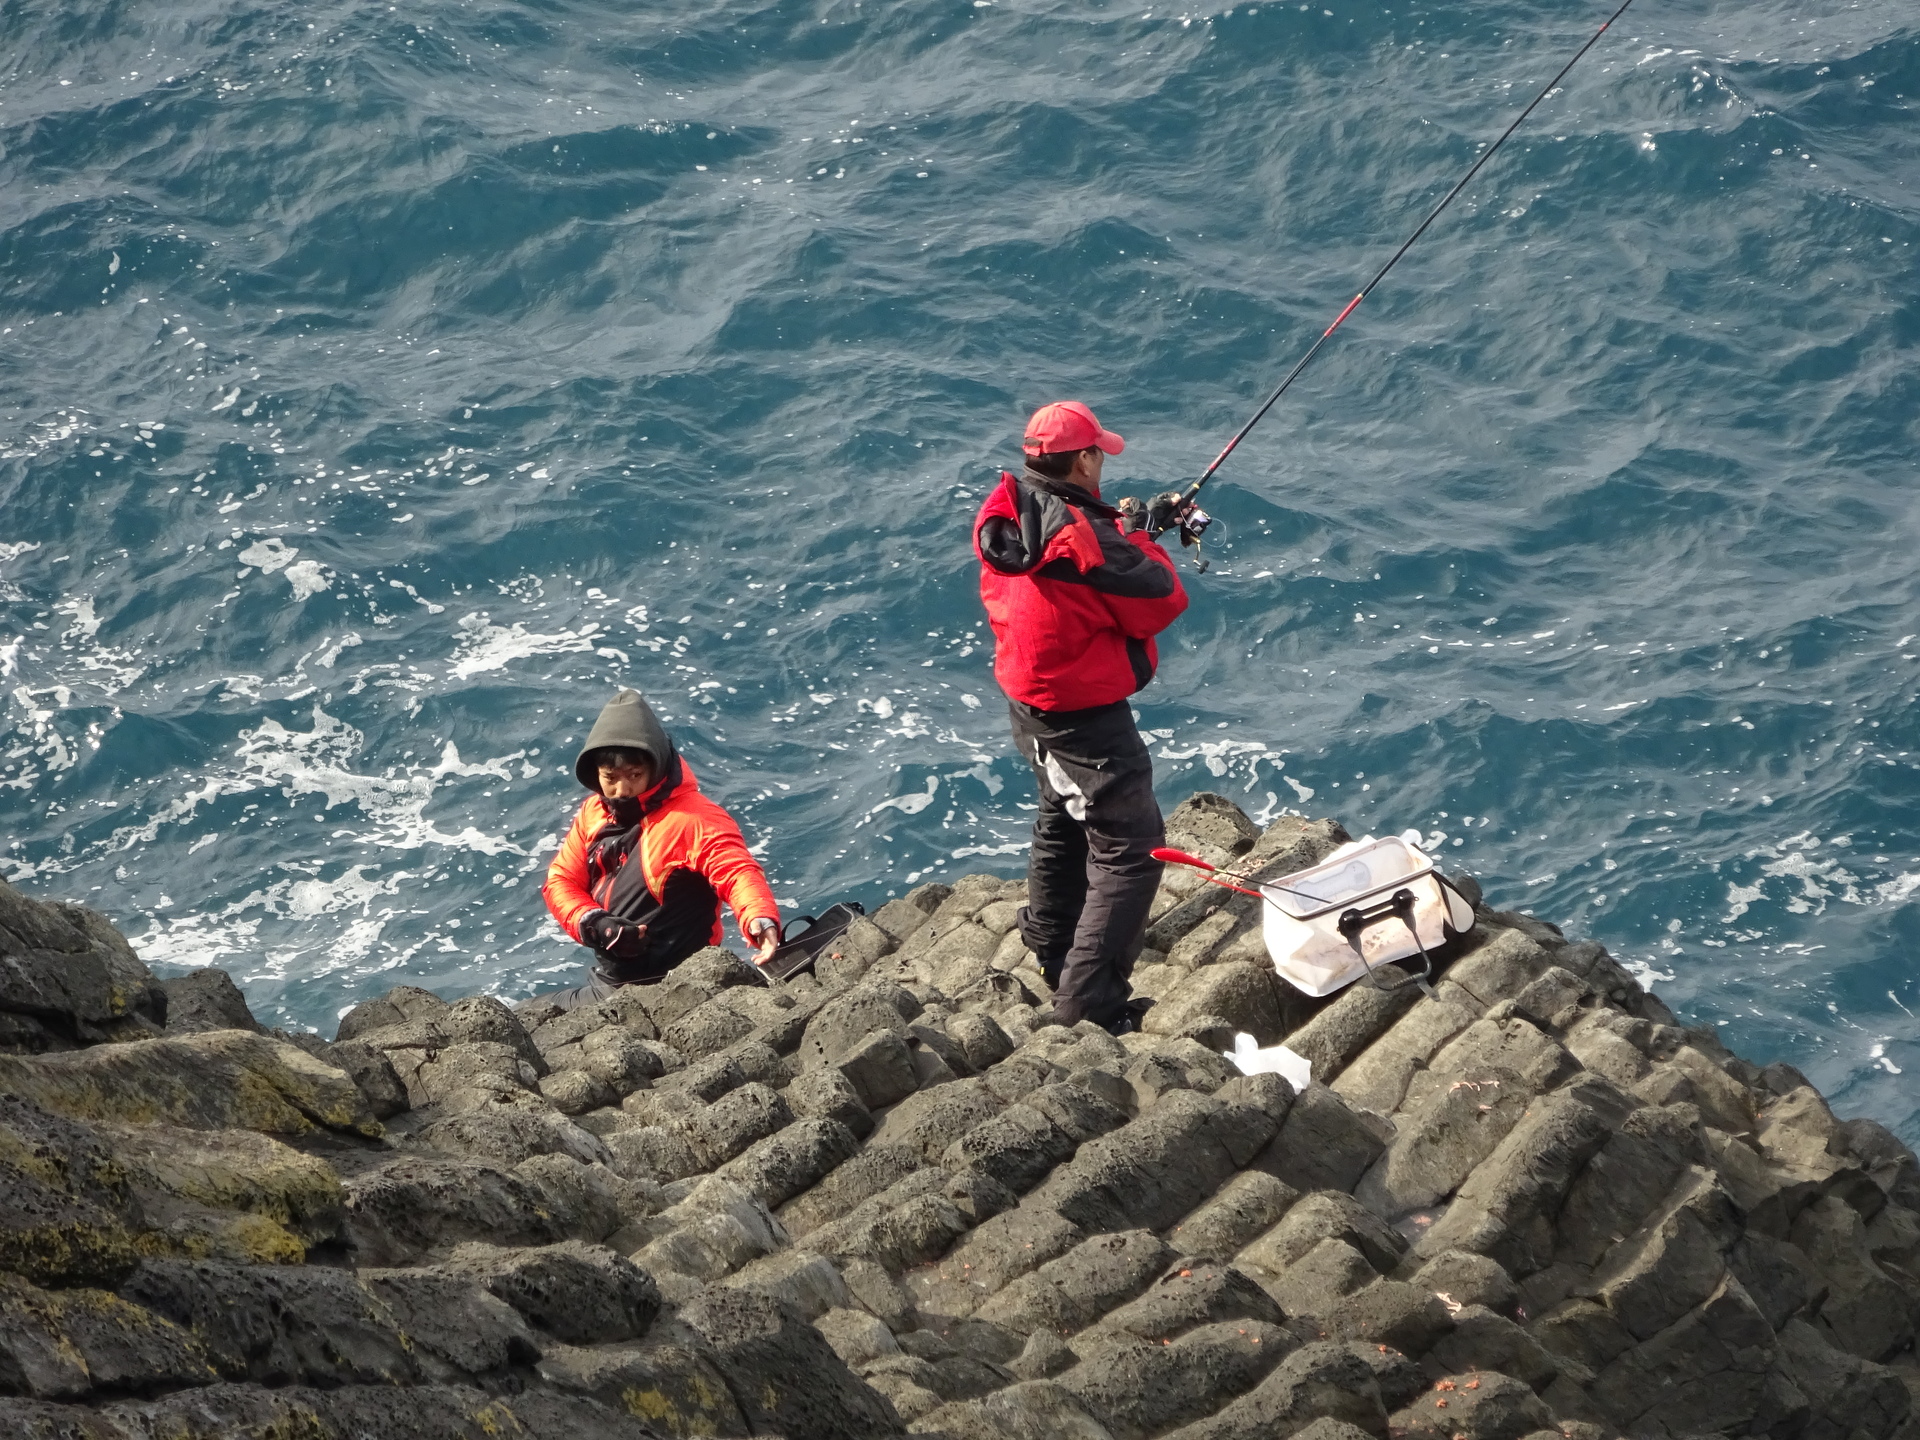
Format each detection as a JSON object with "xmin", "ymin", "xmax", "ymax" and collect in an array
[
  {"xmin": 580, "ymin": 911, "xmax": 647, "ymax": 960},
  {"xmin": 1144, "ymin": 490, "xmax": 1189, "ymax": 537},
  {"xmin": 1117, "ymin": 496, "xmax": 1149, "ymax": 534}
]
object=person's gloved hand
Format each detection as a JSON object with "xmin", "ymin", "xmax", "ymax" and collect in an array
[
  {"xmin": 1144, "ymin": 490, "xmax": 1190, "ymax": 537},
  {"xmin": 581, "ymin": 911, "xmax": 648, "ymax": 960},
  {"xmin": 1117, "ymin": 496, "xmax": 1149, "ymax": 534}
]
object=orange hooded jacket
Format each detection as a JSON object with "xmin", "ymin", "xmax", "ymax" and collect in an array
[{"xmin": 541, "ymin": 758, "xmax": 779, "ymax": 959}]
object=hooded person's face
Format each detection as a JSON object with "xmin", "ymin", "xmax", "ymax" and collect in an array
[{"xmin": 597, "ymin": 758, "xmax": 656, "ymax": 799}]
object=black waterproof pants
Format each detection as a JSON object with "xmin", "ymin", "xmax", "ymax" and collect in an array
[
  {"xmin": 539, "ymin": 968, "xmax": 625, "ymax": 1013},
  {"xmin": 1007, "ymin": 698, "xmax": 1165, "ymax": 1028}
]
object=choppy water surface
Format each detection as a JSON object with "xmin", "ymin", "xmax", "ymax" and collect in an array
[{"xmin": 3, "ymin": 0, "xmax": 1916, "ymax": 1137}]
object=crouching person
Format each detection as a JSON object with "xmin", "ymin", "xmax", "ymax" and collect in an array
[{"xmin": 540, "ymin": 687, "xmax": 781, "ymax": 1008}]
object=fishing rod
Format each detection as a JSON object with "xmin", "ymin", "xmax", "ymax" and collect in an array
[{"xmin": 1152, "ymin": 0, "xmax": 1637, "ymax": 562}]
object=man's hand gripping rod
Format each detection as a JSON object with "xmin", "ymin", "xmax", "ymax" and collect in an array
[{"xmin": 1144, "ymin": 0, "xmax": 1635, "ymax": 564}]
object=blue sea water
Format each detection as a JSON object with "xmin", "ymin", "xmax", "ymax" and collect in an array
[{"xmin": 2, "ymin": 0, "xmax": 1916, "ymax": 1138}]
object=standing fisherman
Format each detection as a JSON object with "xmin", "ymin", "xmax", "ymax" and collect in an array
[{"xmin": 972, "ymin": 401, "xmax": 1190, "ymax": 1034}]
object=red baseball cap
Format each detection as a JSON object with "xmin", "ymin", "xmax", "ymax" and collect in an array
[{"xmin": 1022, "ymin": 400, "xmax": 1125, "ymax": 457}]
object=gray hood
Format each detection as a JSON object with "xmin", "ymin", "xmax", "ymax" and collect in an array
[{"xmin": 574, "ymin": 688, "xmax": 675, "ymax": 792}]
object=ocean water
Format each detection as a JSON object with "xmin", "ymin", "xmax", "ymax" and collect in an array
[{"xmin": 3, "ymin": 0, "xmax": 1916, "ymax": 1138}]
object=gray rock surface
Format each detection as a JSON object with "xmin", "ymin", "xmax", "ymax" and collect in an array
[{"xmin": 3, "ymin": 794, "xmax": 1917, "ymax": 1440}]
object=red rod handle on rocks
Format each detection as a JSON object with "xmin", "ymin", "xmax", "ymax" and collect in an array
[{"xmin": 1151, "ymin": 848, "xmax": 1264, "ymax": 898}]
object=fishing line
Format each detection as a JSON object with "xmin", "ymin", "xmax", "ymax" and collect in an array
[{"xmin": 1166, "ymin": 0, "xmax": 1637, "ymax": 522}]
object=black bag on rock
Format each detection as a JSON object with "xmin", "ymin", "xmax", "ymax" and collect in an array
[{"xmin": 760, "ymin": 902, "xmax": 866, "ymax": 984}]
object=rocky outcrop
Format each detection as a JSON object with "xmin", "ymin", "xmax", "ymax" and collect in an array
[{"xmin": 2, "ymin": 798, "xmax": 1917, "ymax": 1440}]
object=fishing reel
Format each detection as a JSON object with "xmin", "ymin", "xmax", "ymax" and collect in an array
[{"xmin": 1124, "ymin": 490, "xmax": 1215, "ymax": 572}]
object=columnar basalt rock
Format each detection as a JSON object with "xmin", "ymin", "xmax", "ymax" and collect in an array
[{"xmin": 2, "ymin": 793, "xmax": 1917, "ymax": 1440}]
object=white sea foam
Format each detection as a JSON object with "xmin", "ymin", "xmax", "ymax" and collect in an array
[
  {"xmin": 448, "ymin": 612, "xmax": 599, "ymax": 680},
  {"xmin": 870, "ymin": 776, "xmax": 938, "ymax": 816},
  {"xmin": 285, "ymin": 561, "xmax": 331, "ymax": 600},
  {"xmin": 1622, "ymin": 959, "xmax": 1678, "ymax": 989}
]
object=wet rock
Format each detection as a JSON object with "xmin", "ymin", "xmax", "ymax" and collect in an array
[
  {"xmin": 1410, "ymin": 1250, "xmax": 1520, "ymax": 1318},
  {"xmin": 1145, "ymin": 963, "xmax": 1286, "ymax": 1046},
  {"xmin": 713, "ymin": 1116, "xmax": 861, "ymax": 1210},
  {"xmin": 1255, "ymin": 1085, "xmax": 1393, "ymax": 1199},
  {"xmin": 1590, "ymin": 1277, "xmax": 1777, "ymax": 1432},
  {"xmin": 323, "ymin": 1039, "xmax": 410, "ymax": 1119},
  {"xmin": 1354, "ymin": 1065, "xmax": 1532, "ymax": 1218},
  {"xmin": 0, "ymin": 1029, "xmax": 381, "ymax": 1138},
  {"xmin": 0, "ymin": 877, "xmax": 168, "ymax": 1050},
  {"xmin": 1585, "ymin": 1165, "xmax": 1743, "ymax": 1341},
  {"xmin": 336, "ymin": 984, "xmax": 452, "ymax": 1041},
  {"xmin": 1422, "ymin": 1304, "xmax": 1559, "ymax": 1390},
  {"xmin": 837, "ymin": 1030, "xmax": 921, "ymax": 1111},
  {"xmin": 657, "ymin": 1051, "xmax": 746, "ymax": 1105},
  {"xmin": 440, "ymin": 1239, "xmax": 660, "ymax": 1345},
  {"xmin": 159, "ymin": 969, "xmax": 262, "ymax": 1035},
  {"xmin": 817, "ymin": 1304, "xmax": 902, "ymax": 1367},
  {"xmin": 358, "ymin": 1267, "xmax": 540, "ymax": 1379},
  {"xmin": 116, "ymin": 1259, "xmax": 415, "ymax": 1387},
  {"xmin": 1238, "ymin": 1190, "xmax": 1406, "ymax": 1277},
  {"xmin": 975, "ymin": 1229, "xmax": 1172, "ymax": 1337},
  {"xmin": 408, "ymin": 1101, "xmax": 611, "ymax": 1170},
  {"xmin": 1029, "ymin": 1088, "xmax": 1276, "ymax": 1235},
  {"xmin": 1775, "ymin": 1318, "xmax": 1912, "ymax": 1440},
  {"xmin": 536, "ymin": 1330, "xmax": 751, "ymax": 1436},
  {"xmin": 1791, "ymin": 1192, "xmax": 1915, "ymax": 1361},
  {"xmin": 678, "ymin": 1287, "xmax": 902, "ymax": 1440},
  {"xmin": 1389, "ymin": 1370, "xmax": 1555, "ymax": 1440},
  {"xmin": 944, "ymin": 1100, "xmax": 1075, "ymax": 1195},
  {"xmin": 913, "ymin": 1377, "xmax": 1118, "ymax": 1440},
  {"xmin": 1333, "ymin": 993, "xmax": 1481, "ymax": 1117},
  {"xmin": 782, "ymin": 1064, "xmax": 869, "ymax": 1135},
  {"xmin": 341, "ymin": 1156, "xmax": 567, "ymax": 1265},
  {"xmin": 1168, "ymin": 1171, "xmax": 1301, "ymax": 1261},
  {"xmin": 98, "ymin": 1122, "xmax": 345, "ymax": 1255},
  {"xmin": 1285, "ymin": 980, "xmax": 1423, "ymax": 1086},
  {"xmin": 1412, "ymin": 1074, "xmax": 1635, "ymax": 1276},
  {"xmin": 1059, "ymin": 1319, "xmax": 1295, "ymax": 1439},
  {"xmin": 1326, "ymin": 1278, "xmax": 1454, "ymax": 1356},
  {"xmin": 1081, "ymin": 1258, "xmax": 1286, "ymax": 1344},
  {"xmin": 0, "ymin": 1094, "xmax": 150, "ymax": 1288},
  {"xmin": 1161, "ymin": 1338, "xmax": 1393, "ymax": 1440},
  {"xmin": 0, "ymin": 1270, "xmax": 216, "ymax": 1400},
  {"xmin": 679, "ymin": 1083, "xmax": 793, "ymax": 1170}
]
